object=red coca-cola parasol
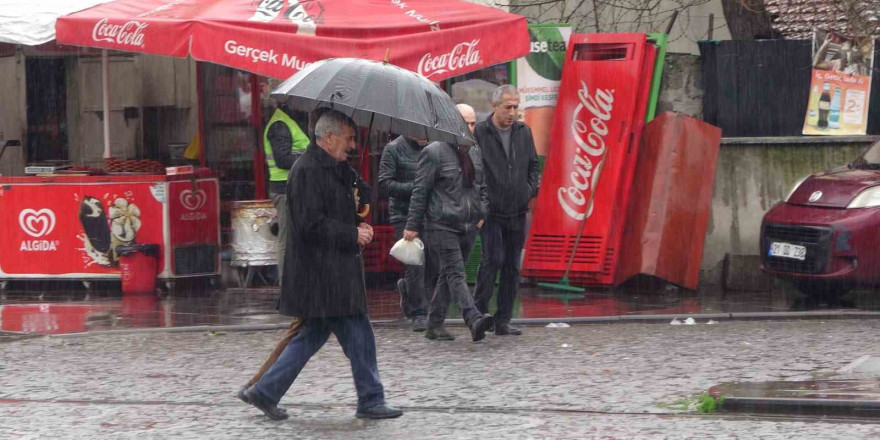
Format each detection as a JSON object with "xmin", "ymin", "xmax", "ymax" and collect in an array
[{"xmin": 55, "ymin": 0, "xmax": 530, "ymax": 81}]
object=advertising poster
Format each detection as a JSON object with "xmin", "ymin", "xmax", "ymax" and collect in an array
[
  {"xmin": 516, "ymin": 23, "xmax": 572, "ymax": 156},
  {"xmin": 803, "ymin": 30, "xmax": 874, "ymax": 135},
  {"xmin": 0, "ymin": 182, "xmax": 165, "ymax": 277}
]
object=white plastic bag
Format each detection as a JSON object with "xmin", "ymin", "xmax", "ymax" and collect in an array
[{"xmin": 389, "ymin": 238, "xmax": 425, "ymax": 266}]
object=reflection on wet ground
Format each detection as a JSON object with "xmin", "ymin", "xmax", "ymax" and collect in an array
[
  {"xmin": 711, "ymin": 379, "xmax": 880, "ymax": 401},
  {"xmin": 2, "ymin": 279, "xmax": 880, "ymax": 335}
]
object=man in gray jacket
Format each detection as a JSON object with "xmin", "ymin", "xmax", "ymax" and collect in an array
[
  {"xmin": 404, "ymin": 141, "xmax": 494, "ymax": 342},
  {"xmin": 379, "ymin": 135, "xmax": 428, "ymax": 331}
]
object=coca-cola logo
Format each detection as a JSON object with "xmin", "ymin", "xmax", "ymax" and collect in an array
[
  {"xmin": 557, "ymin": 81, "xmax": 615, "ymax": 221},
  {"xmin": 180, "ymin": 189, "xmax": 206, "ymax": 211},
  {"xmin": 249, "ymin": 0, "xmax": 324, "ymax": 35},
  {"xmin": 19, "ymin": 209, "xmax": 56, "ymax": 238},
  {"xmin": 91, "ymin": 18, "xmax": 148, "ymax": 48},
  {"xmin": 418, "ymin": 39, "xmax": 481, "ymax": 78}
]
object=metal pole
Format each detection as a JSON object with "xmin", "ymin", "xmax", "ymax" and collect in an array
[
  {"xmin": 102, "ymin": 50, "xmax": 111, "ymax": 159},
  {"xmin": 708, "ymin": 14, "xmax": 715, "ymax": 40},
  {"xmin": 664, "ymin": 10, "xmax": 679, "ymax": 36}
]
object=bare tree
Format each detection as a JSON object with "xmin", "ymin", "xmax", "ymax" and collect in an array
[
  {"xmin": 760, "ymin": 0, "xmax": 880, "ymax": 40},
  {"xmin": 719, "ymin": 0, "xmax": 775, "ymax": 39},
  {"xmin": 501, "ymin": 0, "xmax": 715, "ymax": 39},
  {"xmin": 838, "ymin": 0, "xmax": 880, "ymax": 36}
]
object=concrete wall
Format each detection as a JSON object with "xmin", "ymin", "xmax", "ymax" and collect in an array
[
  {"xmin": 656, "ymin": 53, "xmax": 702, "ymax": 118},
  {"xmin": 702, "ymin": 137, "xmax": 878, "ymax": 270},
  {"xmin": 648, "ymin": 51, "xmax": 877, "ymax": 283}
]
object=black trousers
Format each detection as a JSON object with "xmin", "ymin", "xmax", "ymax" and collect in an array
[
  {"xmin": 393, "ymin": 222, "xmax": 427, "ymax": 317},
  {"xmin": 474, "ymin": 214, "xmax": 526, "ymax": 324},
  {"xmin": 423, "ymin": 229, "xmax": 482, "ymax": 328}
]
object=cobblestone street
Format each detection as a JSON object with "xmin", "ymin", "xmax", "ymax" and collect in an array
[{"xmin": 3, "ymin": 319, "xmax": 880, "ymax": 438}]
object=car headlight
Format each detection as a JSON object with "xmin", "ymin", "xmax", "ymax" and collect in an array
[
  {"xmin": 848, "ymin": 186, "xmax": 880, "ymax": 208},
  {"xmin": 785, "ymin": 176, "xmax": 809, "ymax": 202}
]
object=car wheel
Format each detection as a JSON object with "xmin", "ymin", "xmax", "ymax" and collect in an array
[{"xmin": 794, "ymin": 281, "xmax": 852, "ymax": 307}]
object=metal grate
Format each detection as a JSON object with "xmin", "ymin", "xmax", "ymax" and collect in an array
[
  {"xmin": 526, "ymin": 234, "xmax": 604, "ymax": 266},
  {"xmin": 764, "ymin": 224, "xmax": 826, "ymax": 244},
  {"xmin": 761, "ymin": 224, "xmax": 832, "ymax": 274},
  {"xmin": 174, "ymin": 244, "xmax": 218, "ymax": 275}
]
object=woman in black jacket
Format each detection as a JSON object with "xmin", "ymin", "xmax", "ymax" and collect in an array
[{"xmin": 404, "ymin": 140, "xmax": 494, "ymax": 342}]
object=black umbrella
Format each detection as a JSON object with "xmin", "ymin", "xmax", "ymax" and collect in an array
[{"xmin": 270, "ymin": 58, "xmax": 475, "ymax": 146}]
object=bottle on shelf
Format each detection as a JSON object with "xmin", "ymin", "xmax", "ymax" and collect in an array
[
  {"xmin": 817, "ymin": 82, "xmax": 832, "ymax": 129},
  {"xmin": 828, "ymin": 86, "xmax": 842, "ymax": 129},
  {"xmin": 806, "ymin": 85, "xmax": 820, "ymax": 127}
]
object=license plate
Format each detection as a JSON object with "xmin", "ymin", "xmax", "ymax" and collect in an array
[{"xmin": 769, "ymin": 242, "xmax": 807, "ymax": 261}]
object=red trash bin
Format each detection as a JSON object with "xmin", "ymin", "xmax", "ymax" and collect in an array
[{"xmin": 118, "ymin": 244, "xmax": 160, "ymax": 293}]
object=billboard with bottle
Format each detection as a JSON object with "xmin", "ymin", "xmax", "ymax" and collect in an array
[
  {"xmin": 803, "ymin": 30, "xmax": 874, "ymax": 135},
  {"xmin": 516, "ymin": 23, "xmax": 572, "ymax": 156}
]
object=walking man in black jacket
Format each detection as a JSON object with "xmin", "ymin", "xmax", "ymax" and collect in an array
[
  {"xmin": 379, "ymin": 135, "xmax": 428, "ymax": 331},
  {"xmin": 403, "ymin": 140, "xmax": 494, "ymax": 342},
  {"xmin": 242, "ymin": 110, "xmax": 402, "ymax": 421},
  {"xmin": 473, "ymin": 85, "xmax": 541, "ymax": 336}
]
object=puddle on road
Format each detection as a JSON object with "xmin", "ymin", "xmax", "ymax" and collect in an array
[
  {"xmin": 711, "ymin": 379, "xmax": 880, "ymax": 401},
  {"xmin": 1, "ymin": 281, "xmax": 879, "ymax": 335}
]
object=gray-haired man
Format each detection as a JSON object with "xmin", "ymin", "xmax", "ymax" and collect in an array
[
  {"xmin": 473, "ymin": 85, "xmax": 540, "ymax": 336},
  {"xmin": 243, "ymin": 110, "xmax": 401, "ymax": 421}
]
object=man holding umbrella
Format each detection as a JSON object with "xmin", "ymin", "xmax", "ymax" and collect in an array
[
  {"xmin": 269, "ymin": 57, "xmax": 487, "ymax": 342},
  {"xmin": 236, "ymin": 106, "xmax": 372, "ymax": 404},
  {"xmin": 242, "ymin": 110, "xmax": 402, "ymax": 421}
]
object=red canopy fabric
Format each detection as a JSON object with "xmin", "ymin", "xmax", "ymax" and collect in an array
[{"xmin": 55, "ymin": 0, "xmax": 530, "ymax": 81}]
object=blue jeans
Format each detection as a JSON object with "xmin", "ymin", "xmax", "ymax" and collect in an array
[{"xmin": 253, "ymin": 314, "xmax": 386, "ymax": 411}]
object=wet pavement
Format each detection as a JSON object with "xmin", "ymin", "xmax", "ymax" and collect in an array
[
  {"xmin": 709, "ymin": 355, "xmax": 880, "ymax": 418},
  {"xmin": 3, "ymin": 279, "xmax": 880, "ymax": 335},
  {"xmin": 3, "ymin": 319, "xmax": 880, "ymax": 438}
]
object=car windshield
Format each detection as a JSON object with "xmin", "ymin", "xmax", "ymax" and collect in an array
[{"xmin": 851, "ymin": 141, "xmax": 880, "ymax": 169}]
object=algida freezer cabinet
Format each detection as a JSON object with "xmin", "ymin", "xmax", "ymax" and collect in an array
[{"xmin": 0, "ymin": 173, "xmax": 220, "ymax": 290}]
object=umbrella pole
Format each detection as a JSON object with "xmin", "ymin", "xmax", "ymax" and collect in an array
[
  {"xmin": 102, "ymin": 50, "xmax": 111, "ymax": 159},
  {"xmin": 360, "ymin": 112, "xmax": 375, "ymax": 171}
]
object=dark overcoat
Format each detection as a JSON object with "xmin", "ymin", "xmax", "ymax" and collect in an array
[{"xmin": 279, "ymin": 144, "xmax": 367, "ymax": 318}]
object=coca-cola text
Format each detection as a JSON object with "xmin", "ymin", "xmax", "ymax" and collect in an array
[
  {"xmin": 557, "ymin": 81, "xmax": 615, "ymax": 221},
  {"xmin": 418, "ymin": 40, "xmax": 480, "ymax": 78},
  {"xmin": 92, "ymin": 19, "xmax": 148, "ymax": 48}
]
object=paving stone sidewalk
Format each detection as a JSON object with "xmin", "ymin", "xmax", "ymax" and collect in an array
[{"xmin": 3, "ymin": 319, "xmax": 880, "ymax": 439}]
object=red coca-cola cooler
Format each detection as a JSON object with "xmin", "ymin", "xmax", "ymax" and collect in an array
[{"xmin": 523, "ymin": 33, "xmax": 656, "ymax": 285}]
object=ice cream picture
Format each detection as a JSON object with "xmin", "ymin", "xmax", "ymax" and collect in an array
[{"xmin": 78, "ymin": 195, "xmax": 143, "ymax": 267}]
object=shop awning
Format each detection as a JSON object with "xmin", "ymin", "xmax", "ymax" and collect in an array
[{"xmin": 54, "ymin": 0, "xmax": 530, "ymax": 81}]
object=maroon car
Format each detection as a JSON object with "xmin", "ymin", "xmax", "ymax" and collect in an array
[{"xmin": 761, "ymin": 142, "xmax": 880, "ymax": 299}]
